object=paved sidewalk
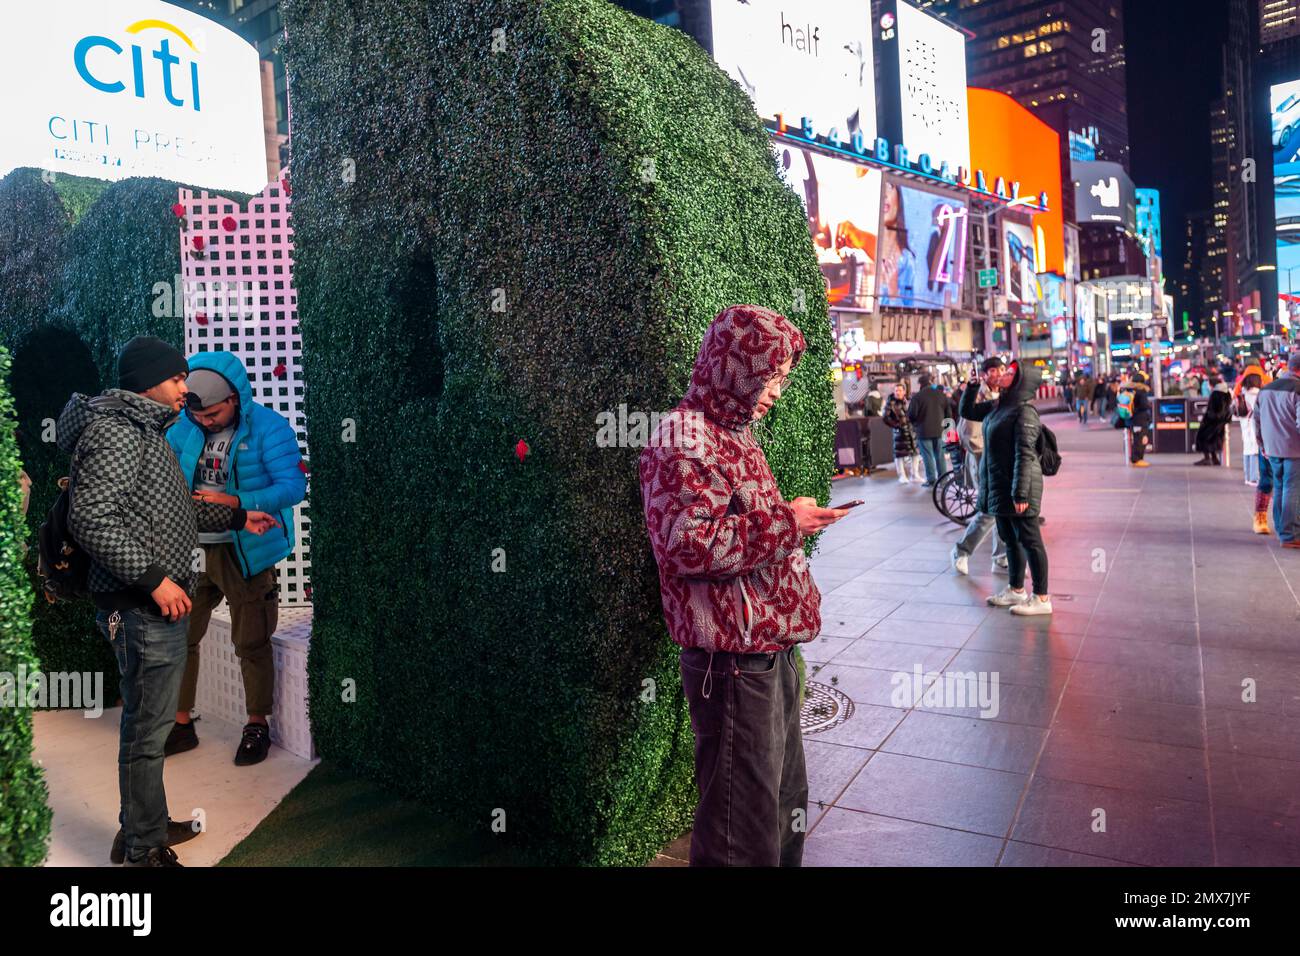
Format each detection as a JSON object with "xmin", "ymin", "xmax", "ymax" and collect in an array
[{"xmin": 794, "ymin": 413, "xmax": 1300, "ymax": 867}]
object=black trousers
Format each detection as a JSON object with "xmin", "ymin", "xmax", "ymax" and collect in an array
[
  {"xmin": 1130, "ymin": 424, "xmax": 1148, "ymax": 462},
  {"xmin": 679, "ymin": 646, "xmax": 807, "ymax": 867},
  {"xmin": 995, "ymin": 515, "xmax": 1050, "ymax": 595}
]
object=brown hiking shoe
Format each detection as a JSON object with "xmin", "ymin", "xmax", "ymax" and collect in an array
[{"xmin": 1254, "ymin": 512, "xmax": 1270, "ymax": 535}]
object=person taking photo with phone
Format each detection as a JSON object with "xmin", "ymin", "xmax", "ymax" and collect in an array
[
  {"xmin": 56, "ymin": 336, "xmax": 280, "ymax": 867},
  {"xmin": 640, "ymin": 304, "xmax": 850, "ymax": 867},
  {"xmin": 958, "ymin": 359, "xmax": 1053, "ymax": 615}
]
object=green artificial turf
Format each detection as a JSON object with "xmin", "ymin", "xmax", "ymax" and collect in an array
[{"xmin": 218, "ymin": 761, "xmax": 534, "ymax": 867}]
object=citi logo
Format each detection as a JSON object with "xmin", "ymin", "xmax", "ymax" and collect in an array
[{"xmin": 75, "ymin": 19, "xmax": 203, "ymax": 112}]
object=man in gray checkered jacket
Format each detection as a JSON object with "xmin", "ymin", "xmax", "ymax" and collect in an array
[{"xmin": 56, "ymin": 336, "xmax": 280, "ymax": 867}]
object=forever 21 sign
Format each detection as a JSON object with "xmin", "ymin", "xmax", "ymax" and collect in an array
[{"xmin": 869, "ymin": 313, "xmax": 936, "ymax": 346}]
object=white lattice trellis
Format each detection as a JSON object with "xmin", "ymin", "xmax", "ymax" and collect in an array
[{"xmin": 177, "ymin": 177, "xmax": 312, "ymax": 606}]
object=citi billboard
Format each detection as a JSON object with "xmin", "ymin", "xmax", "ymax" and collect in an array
[{"xmin": 0, "ymin": 0, "xmax": 268, "ymax": 193}]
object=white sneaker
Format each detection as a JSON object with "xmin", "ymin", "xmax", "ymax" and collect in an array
[
  {"xmin": 987, "ymin": 586, "xmax": 1030, "ymax": 607},
  {"xmin": 1011, "ymin": 597, "xmax": 1053, "ymax": 616},
  {"xmin": 951, "ymin": 547, "xmax": 969, "ymax": 575},
  {"xmin": 991, "ymin": 556, "xmax": 1009, "ymax": 574},
  {"xmin": 898, "ymin": 473, "xmax": 911, "ymax": 484}
]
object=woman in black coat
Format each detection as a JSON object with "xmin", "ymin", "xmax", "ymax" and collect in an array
[
  {"xmin": 959, "ymin": 362, "xmax": 1052, "ymax": 615},
  {"xmin": 1194, "ymin": 389, "xmax": 1233, "ymax": 465},
  {"xmin": 882, "ymin": 382, "xmax": 920, "ymax": 483}
]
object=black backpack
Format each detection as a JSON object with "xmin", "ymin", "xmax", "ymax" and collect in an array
[
  {"xmin": 36, "ymin": 396, "xmax": 141, "ymax": 604},
  {"xmin": 1037, "ymin": 424, "xmax": 1062, "ymax": 477},
  {"xmin": 36, "ymin": 477, "xmax": 91, "ymax": 603}
]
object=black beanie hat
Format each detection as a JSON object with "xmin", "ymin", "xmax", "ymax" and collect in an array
[{"xmin": 117, "ymin": 336, "xmax": 189, "ymax": 393}]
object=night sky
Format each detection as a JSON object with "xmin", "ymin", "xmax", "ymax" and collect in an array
[{"xmin": 1124, "ymin": 0, "xmax": 1230, "ymax": 282}]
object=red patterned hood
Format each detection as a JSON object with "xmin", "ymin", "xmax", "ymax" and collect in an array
[
  {"xmin": 639, "ymin": 305, "xmax": 821, "ymax": 654},
  {"xmin": 681, "ymin": 305, "xmax": 807, "ymax": 430}
]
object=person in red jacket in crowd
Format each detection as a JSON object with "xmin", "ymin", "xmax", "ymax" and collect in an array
[{"xmin": 639, "ymin": 304, "xmax": 850, "ymax": 867}]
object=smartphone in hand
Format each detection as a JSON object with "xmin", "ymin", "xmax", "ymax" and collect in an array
[{"xmin": 838, "ymin": 500, "xmax": 866, "ymax": 509}]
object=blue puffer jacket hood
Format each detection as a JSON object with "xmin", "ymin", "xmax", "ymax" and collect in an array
[{"xmin": 167, "ymin": 350, "xmax": 306, "ymax": 578}]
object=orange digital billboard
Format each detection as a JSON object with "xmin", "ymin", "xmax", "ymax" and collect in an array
[{"xmin": 967, "ymin": 88, "xmax": 1064, "ymax": 274}]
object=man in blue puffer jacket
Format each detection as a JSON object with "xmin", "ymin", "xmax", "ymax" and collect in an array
[{"xmin": 165, "ymin": 350, "xmax": 306, "ymax": 765}]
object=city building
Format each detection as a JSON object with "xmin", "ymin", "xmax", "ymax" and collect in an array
[
  {"xmin": 1180, "ymin": 211, "xmax": 1211, "ymax": 336},
  {"xmin": 1261, "ymin": 0, "xmax": 1300, "ymax": 43},
  {"xmin": 1208, "ymin": 96, "xmax": 1232, "ymax": 322},
  {"xmin": 168, "ymin": 0, "xmax": 290, "ymax": 167}
]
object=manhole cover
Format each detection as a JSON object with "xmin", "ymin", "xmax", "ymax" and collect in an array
[{"xmin": 801, "ymin": 681, "xmax": 854, "ymax": 734}]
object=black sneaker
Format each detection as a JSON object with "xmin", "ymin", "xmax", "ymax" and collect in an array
[
  {"xmin": 234, "ymin": 722, "xmax": 271, "ymax": 766},
  {"xmin": 125, "ymin": 845, "xmax": 183, "ymax": 867},
  {"xmin": 164, "ymin": 719, "xmax": 199, "ymax": 756},
  {"xmin": 110, "ymin": 818, "xmax": 203, "ymax": 864}
]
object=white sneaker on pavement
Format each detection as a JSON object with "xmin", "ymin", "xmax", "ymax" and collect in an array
[
  {"xmin": 951, "ymin": 547, "xmax": 969, "ymax": 575},
  {"xmin": 987, "ymin": 586, "xmax": 1031, "ymax": 607},
  {"xmin": 991, "ymin": 556, "xmax": 1009, "ymax": 573},
  {"xmin": 1010, "ymin": 596, "xmax": 1053, "ymax": 616}
]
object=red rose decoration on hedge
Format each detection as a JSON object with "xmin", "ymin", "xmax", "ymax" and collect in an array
[
  {"xmin": 171, "ymin": 202, "xmax": 186, "ymax": 218},
  {"xmin": 298, "ymin": 460, "xmax": 309, "ymax": 475},
  {"xmin": 515, "ymin": 439, "xmax": 530, "ymax": 462},
  {"xmin": 273, "ymin": 361, "xmax": 287, "ymax": 378},
  {"xmin": 196, "ymin": 312, "xmax": 209, "ymax": 326},
  {"xmin": 222, "ymin": 215, "xmax": 238, "ymax": 232},
  {"xmin": 192, "ymin": 235, "xmax": 205, "ymax": 251},
  {"xmin": 281, "ymin": 176, "xmax": 291, "ymax": 196}
]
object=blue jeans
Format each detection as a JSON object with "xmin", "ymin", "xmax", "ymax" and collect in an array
[
  {"xmin": 96, "ymin": 607, "xmax": 189, "ymax": 862},
  {"xmin": 1076, "ymin": 398, "xmax": 1089, "ymax": 423},
  {"xmin": 916, "ymin": 437, "xmax": 948, "ymax": 484},
  {"xmin": 1259, "ymin": 454, "xmax": 1273, "ymax": 495},
  {"xmin": 1268, "ymin": 457, "xmax": 1300, "ymax": 543}
]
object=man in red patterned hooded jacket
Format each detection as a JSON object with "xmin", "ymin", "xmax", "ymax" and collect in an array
[{"xmin": 640, "ymin": 304, "xmax": 850, "ymax": 866}]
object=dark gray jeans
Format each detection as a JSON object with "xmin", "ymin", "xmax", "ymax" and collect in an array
[
  {"xmin": 680, "ymin": 645, "xmax": 807, "ymax": 866},
  {"xmin": 97, "ymin": 607, "xmax": 188, "ymax": 862}
]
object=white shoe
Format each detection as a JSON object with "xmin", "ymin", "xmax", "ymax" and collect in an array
[
  {"xmin": 898, "ymin": 473, "xmax": 911, "ymax": 484},
  {"xmin": 991, "ymin": 556, "xmax": 1009, "ymax": 574},
  {"xmin": 951, "ymin": 547, "xmax": 969, "ymax": 575},
  {"xmin": 987, "ymin": 586, "xmax": 1030, "ymax": 607},
  {"xmin": 1010, "ymin": 597, "xmax": 1053, "ymax": 616}
]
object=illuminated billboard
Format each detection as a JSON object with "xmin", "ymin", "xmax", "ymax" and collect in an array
[
  {"xmin": 777, "ymin": 143, "xmax": 882, "ymax": 310},
  {"xmin": 891, "ymin": 1, "xmax": 971, "ymax": 173},
  {"xmin": 1072, "ymin": 159, "xmax": 1137, "ymax": 231},
  {"xmin": 709, "ymin": 0, "xmax": 877, "ymax": 143},
  {"xmin": 0, "ymin": 0, "xmax": 268, "ymax": 194},
  {"xmin": 1273, "ymin": 79, "xmax": 1300, "ymax": 311},
  {"xmin": 1002, "ymin": 218, "xmax": 1039, "ymax": 315},
  {"xmin": 1135, "ymin": 188, "xmax": 1162, "ymax": 258},
  {"xmin": 968, "ymin": 87, "xmax": 1063, "ymax": 274},
  {"xmin": 876, "ymin": 177, "xmax": 967, "ymax": 312}
]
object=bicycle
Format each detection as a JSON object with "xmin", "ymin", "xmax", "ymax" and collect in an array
[{"xmin": 932, "ymin": 440, "xmax": 977, "ymax": 526}]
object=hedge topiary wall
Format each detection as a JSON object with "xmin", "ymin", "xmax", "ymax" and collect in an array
[
  {"xmin": 0, "ymin": 346, "xmax": 52, "ymax": 864},
  {"xmin": 0, "ymin": 169, "xmax": 213, "ymax": 678},
  {"xmin": 282, "ymin": 0, "xmax": 835, "ymax": 864}
]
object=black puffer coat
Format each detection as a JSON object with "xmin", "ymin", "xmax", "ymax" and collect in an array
[
  {"xmin": 1195, "ymin": 390, "xmax": 1232, "ymax": 453},
  {"xmin": 959, "ymin": 365, "xmax": 1044, "ymax": 517},
  {"xmin": 882, "ymin": 395, "xmax": 918, "ymax": 458}
]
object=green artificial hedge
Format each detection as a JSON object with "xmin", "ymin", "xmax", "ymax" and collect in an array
[
  {"xmin": 282, "ymin": 0, "xmax": 834, "ymax": 864},
  {"xmin": 0, "ymin": 169, "xmax": 218, "ymax": 678},
  {"xmin": 0, "ymin": 346, "xmax": 52, "ymax": 864}
]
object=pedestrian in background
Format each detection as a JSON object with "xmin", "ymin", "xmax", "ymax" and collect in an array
[
  {"xmin": 907, "ymin": 372, "xmax": 950, "ymax": 487},
  {"xmin": 1125, "ymin": 371, "xmax": 1153, "ymax": 467},
  {"xmin": 1254, "ymin": 351, "xmax": 1300, "ymax": 548},
  {"xmin": 884, "ymin": 382, "xmax": 923, "ymax": 484},
  {"xmin": 1075, "ymin": 371, "xmax": 1093, "ymax": 425},
  {"xmin": 960, "ymin": 361, "xmax": 1053, "ymax": 615},
  {"xmin": 1237, "ymin": 373, "xmax": 1263, "ymax": 486},
  {"xmin": 1195, "ymin": 389, "xmax": 1232, "ymax": 466},
  {"xmin": 1092, "ymin": 377, "xmax": 1108, "ymax": 419},
  {"xmin": 951, "ymin": 357, "xmax": 1009, "ymax": 576}
]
